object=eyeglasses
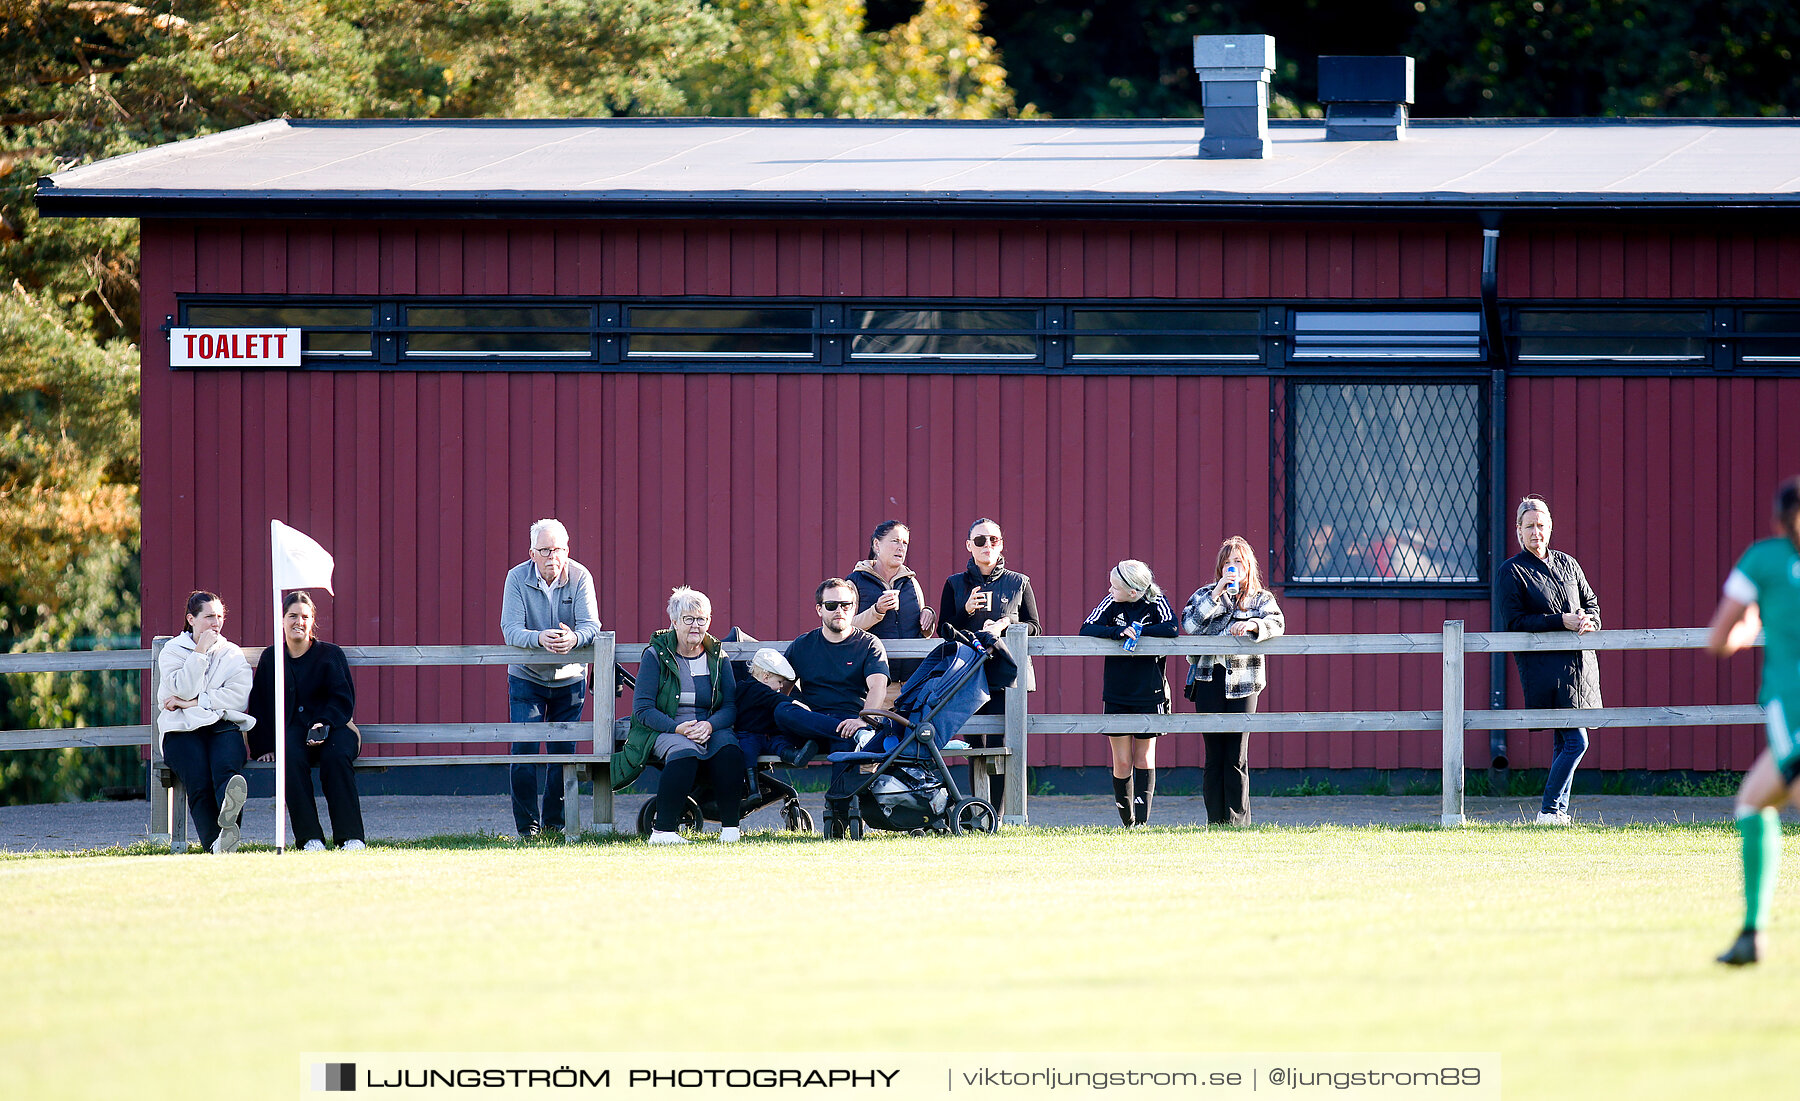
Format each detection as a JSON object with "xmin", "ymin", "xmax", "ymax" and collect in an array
[
  {"xmin": 678, "ymin": 615, "xmax": 710, "ymax": 627},
  {"xmin": 819, "ymin": 600, "xmax": 856, "ymax": 612},
  {"xmin": 971, "ymin": 534, "xmax": 1002, "ymax": 547},
  {"xmin": 531, "ymin": 546, "xmax": 567, "ymax": 557}
]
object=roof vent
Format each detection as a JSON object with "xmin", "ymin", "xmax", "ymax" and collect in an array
[
  {"xmin": 1318, "ymin": 56, "xmax": 1414, "ymax": 141},
  {"xmin": 1194, "ymin": 34, "xmax": 1275, "ymax": 159}
]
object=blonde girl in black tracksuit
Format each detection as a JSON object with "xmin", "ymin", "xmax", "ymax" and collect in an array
[{"xmin": 1080, "ymin": 560, "xmax": 1177, "ymax": 825}]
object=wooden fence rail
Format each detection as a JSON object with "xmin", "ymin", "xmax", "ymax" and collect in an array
[{"xmin": 0, "ymin": 624, "xmax": 1762, "ymax": 837}]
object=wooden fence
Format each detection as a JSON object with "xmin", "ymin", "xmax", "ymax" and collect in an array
[{"xmin": 0, "ymin": 625, "xmax": 1762, "ymax": 839}]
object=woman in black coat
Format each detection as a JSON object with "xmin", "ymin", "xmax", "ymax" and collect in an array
[
  {"xmin": 248, "ymin": 590, "xmax": 365, "ymax": 850},
  {"xmin": 1497, "ymin": 496, "xmax": 1601, "ymax": 825},
  {"xmin": 937, "ymin": 516, "xmax": 1042, "ymax": 811}
]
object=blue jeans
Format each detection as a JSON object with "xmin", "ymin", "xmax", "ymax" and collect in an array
[
  {"xmin": 1541, "ymin": 727, "xmax": 1589, "ymax": 815},
  {"xmin": 773, "ymin": 702, "xmax": 857, "ymax": 811},
  {"xmin": 508, "ymin": 675, "xmax": 585, "ymax": 834}
]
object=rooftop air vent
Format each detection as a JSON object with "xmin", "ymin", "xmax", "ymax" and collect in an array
[
  {"xmin": 1194, "ymin": 34, "xmax": 1276, "ymax": 159},
  {"xmin": 1318, "ymin": 56, "xmax": 1415, "ymax": 141}
]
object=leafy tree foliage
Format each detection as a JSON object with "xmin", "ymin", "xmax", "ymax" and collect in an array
[
  {"xmin": 975, "ymin": 1, "xmax": 1795, "ymax": 118},
  {"xmin": 0, "ymin": 286, "xmax": 141, "ymax": 805},
  {"xmin": 1409, "ymin": 0, "xmax": 1800, "ymax": 116},
  {"xmin": 684, "ymin": 0, "xmax": 1016, "ymax": 118},
  {"xmin": 976, "ymin": 0, "xmax": 1417, "ymax": 118}
]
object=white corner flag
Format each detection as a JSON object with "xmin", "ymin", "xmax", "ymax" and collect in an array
[
  {"xmin": 272, "ymin": 519, "xmax": 335, "ymax": 595},
  {"xmin": 271, "ymin": 520, "xmax": 336, "ymax": 853}
]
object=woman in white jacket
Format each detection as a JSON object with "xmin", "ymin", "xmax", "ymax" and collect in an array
[{"xmin": 157, "ymin": 591, "xmax": 256, "ymax": 852}]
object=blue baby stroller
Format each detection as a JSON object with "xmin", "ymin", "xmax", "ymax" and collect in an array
[{"xmin": 822, "ymin": 626, "xmax": 1004, "ymax": 839}]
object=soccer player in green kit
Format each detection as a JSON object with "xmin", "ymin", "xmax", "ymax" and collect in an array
[{"xmin": 1707, "ymin": 476, "xmax": 1800, "ymax": 965}]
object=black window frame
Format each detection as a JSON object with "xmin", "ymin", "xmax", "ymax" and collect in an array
[
  {"xmin": 1271, "ymin": 369, "xmax": 1493, "ymax": 598},
  {"xmin": 1500, "ymin": 301, "xmax": 1800, "ymax": 375},
  {"xmin": 171, "ymin": 294, "xmax": 1800, "ymax": 377},
  {"xmin": 170, "ymin": 295, "xmax": 1289, "ymax": 373}
]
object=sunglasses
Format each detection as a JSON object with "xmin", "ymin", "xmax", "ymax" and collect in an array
[
  {"xmin": 971, "ymin": 534, "xmax": 1002, "ymax": 547},
  {"xmin": 819, "ymin": 600, "xmax": 856, "ymax": 612}
]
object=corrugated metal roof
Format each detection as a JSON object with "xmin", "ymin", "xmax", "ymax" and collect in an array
[{"xmin": 36, "ymin": 116, "xmax": 1800, "ymax": 217}]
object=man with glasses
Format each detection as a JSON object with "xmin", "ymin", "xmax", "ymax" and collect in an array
[
  {"xmin": 500, "ymin": 517, "xmax": 601, "ymax": 838},
  {"xmin": 781, "ymin": 579, "xmax": 891, "ymax": 820}
]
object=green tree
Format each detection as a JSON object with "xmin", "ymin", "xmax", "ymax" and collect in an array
[
  {"xmin": 1407, "ymin": 0, "xmax": 1800, "ymax": 116},
  {"xmin": 0, "ymin": 285, "xmax": 142, "ymax": 805},
  {"xmin": 684, "ymin": 0, "xmax": 1017, "ymax": 118}
]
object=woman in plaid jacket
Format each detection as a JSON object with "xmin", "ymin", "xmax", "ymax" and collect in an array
[{"xmin": 1181, "ymin": 537, "xmax": 1285, "ymax": 825}]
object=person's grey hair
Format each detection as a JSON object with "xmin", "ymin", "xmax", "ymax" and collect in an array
[
  {"xmin": 529, "ymin": 517, "xmax": 568, "ymax": 549},
  {"xmin": 667, "ymin": 586, "xmax": 711, "ymax": 624},
  {"xmin": 1515, "ymin": 496, "xmax": 1551, "ymax": 525},
  {"xmin": 1110, "ymin": 559, "xmax": 1156, "ymax": 597}
]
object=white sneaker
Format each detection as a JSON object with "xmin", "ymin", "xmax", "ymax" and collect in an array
[
  {"xmin": 647, "ymin": 830, "xmax": 690, "ymax": 845},
  {"xmin": 215, "ymin": 774, "xmax": 248, "ymax": 853},
  {"xmin": 341, "ymin": 839, "xmax": 366, "ymax": 851},
  {"xmin": 718, "ymin": 827, "xmax": 741, "ymax": 843},
  {"xmin": 1535, "ymin": 811, "xmax": 1570, "ymax": 825},
  {"xmin": 208, "ymin": 837, "xmax": 222, "ymax": 854},
  {"xmin": 302, "ymin": 839, "xmax": 326, "ymax": 852}
]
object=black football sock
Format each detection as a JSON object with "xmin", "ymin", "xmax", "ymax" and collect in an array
[
  {"xmin": 1112, "ymin": 775, "xmax": 1132, "ymax": 825},
  {"xmin": 1132, "ymin": 767, "xmax": 1154, "ymax": 824}
]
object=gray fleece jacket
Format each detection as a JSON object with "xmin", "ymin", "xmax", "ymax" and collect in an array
[{"xmin": 500, "ymin": 559, "xmax": 601, "ymax": 686}]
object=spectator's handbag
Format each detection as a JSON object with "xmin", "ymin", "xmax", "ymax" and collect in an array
[{"xmin": 1182, "ymin": 663, "xmax": 1202, "ymax": 703}]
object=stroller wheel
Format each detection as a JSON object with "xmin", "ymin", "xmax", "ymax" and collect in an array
[
  {"xmin": 847, "ymin": 817, "xmax": 865, "ymax": 840},
  {"xmin": 823, "ymin": 815, "xmax": 846, "ymax": 840},
  {"xmin": 948, "ymin": 798, "xmax": 998, "ymax": 835},
  {"xmin": 782, "ymin": 803, "xmax": 816, "ymax": 835},
  {"xmin": 634, "ymin": 797, "xmax": 704, "ymax": 837}
]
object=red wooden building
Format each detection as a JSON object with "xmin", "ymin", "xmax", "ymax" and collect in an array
[{"xmin": 38, "ymin": 111, "xmax": 1800, "ymax": 780}]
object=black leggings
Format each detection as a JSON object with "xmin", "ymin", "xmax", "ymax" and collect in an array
[
  {"xmin": 1190, "ymin": 669, "xmax": 1257, "ymax": 826},
  {"xmin": 655, "ymin": 744, "xmax": 746, "ymax": 831}
]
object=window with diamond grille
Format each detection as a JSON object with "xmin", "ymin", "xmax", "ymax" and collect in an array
[{"xmin": 1283, "ymin": 382, "xmax": 1485, "ymax": 586}]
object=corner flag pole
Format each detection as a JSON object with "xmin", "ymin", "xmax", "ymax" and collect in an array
[
  {"xmin": 272, "ymin": 576, "xmax": 288, "ymax": 854},
  {"xmin": 270, "ymin": 519, "xmax": 336, "ymax": 856}
]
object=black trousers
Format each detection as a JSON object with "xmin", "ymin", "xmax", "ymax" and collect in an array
[
  {"xmin": 965, "ymin": 690, "xmax": 1015, "ymax": 811},
  {"xmin": 163, "ymin": 719, "xmax": 247, "ymax": 849},
  {"xmin": 286, "ymin": 723, "xmax": 364, "ymax": 845},
  {"xmin": 1190, "ymin": 669, "xmax": 1257, "ymax": 825},
  {"xmin": 656, "ymin": 743, "xmax": 746, "ymax": 830}
]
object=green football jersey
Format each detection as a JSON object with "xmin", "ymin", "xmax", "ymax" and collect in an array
[{"xmin": 1727, "ymin": 537, "xmax": 1800, "ymax": 706}]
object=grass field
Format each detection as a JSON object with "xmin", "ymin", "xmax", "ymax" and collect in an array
[{"xmin": 2, "ymin": 823, "xmax": 1793, "ymax": 1100}]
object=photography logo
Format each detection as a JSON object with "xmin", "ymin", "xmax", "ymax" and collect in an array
[{"xmin": 312, "ymin": 1063, "xmax": 356, "ymax": 1092}]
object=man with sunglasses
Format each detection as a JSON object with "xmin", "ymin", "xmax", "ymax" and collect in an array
[
  {"xmin": 499, "ymin": 517, "xmax": 601, "ymax": 838},
  {"xmin": 780, "ymin": 579, "xmax": 890, "ymax": 815}
]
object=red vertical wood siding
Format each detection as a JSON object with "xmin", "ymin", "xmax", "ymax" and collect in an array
[{"xmin": 138, "ymin": 218, "xmax": 1795, "ymax": 771}]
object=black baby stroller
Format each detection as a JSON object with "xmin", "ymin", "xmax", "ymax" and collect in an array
[
  {"xmin": 626, "ymin": 627, "xmax": 816, "ymax": 836},
  {"xmin": 821, "ymin": 626, "xmax": 1004, "ymax": 839}
]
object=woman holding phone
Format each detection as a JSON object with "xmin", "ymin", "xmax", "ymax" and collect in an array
[
  {"xmin": 248, "ymin": 590, "xmax": 366, "ymax": 851},
  {"xmin": 937, "ymin": 517, "xmax": 1042, "ymax": 810},
  {"xmin": 1181, "ymin": 537, "xmax": 1284, "ymax": 826}
]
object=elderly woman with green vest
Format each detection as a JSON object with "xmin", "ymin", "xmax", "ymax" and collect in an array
[{"xmin": 619, "ymin": 587, "xmax": 744, "ymax": 845}]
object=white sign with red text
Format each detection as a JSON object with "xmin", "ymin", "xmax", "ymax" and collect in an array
[{"xmin": 169, "ymin": 327, "xmax": 302, "ymax": 367}]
